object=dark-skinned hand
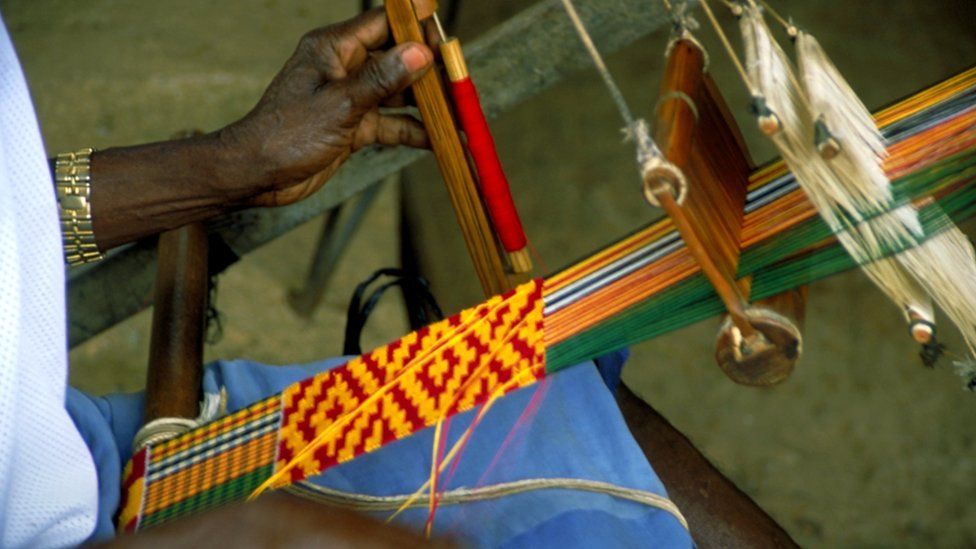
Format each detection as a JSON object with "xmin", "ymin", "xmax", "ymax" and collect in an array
[
  {"xmin": 220, "ymin": 8, "xmax": 433, "ymax": 207},
  {"xmin": 90, "ymin": 7, "xmax": 434, "ymax": 248}
]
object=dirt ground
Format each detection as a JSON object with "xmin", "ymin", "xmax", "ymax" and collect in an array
[{"xmin": 6, "ymin": 0, "xmax": 976, "ymax": 546}]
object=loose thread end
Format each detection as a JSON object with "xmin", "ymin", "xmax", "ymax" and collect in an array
[{"xmin": 919, "ymin": 339, "xmax": 945, "ymax": 369}]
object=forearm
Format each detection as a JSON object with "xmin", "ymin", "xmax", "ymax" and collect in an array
[
  {"xmin": 88, "ymin": 133, "xmax": 260, "ymax": 250},
  {"xmin": 72, "ymin": 8, "xmax": 431, "ymax": 255}
]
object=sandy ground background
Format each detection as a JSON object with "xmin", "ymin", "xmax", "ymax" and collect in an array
[{"xmin": 5, "ymin": 0, "xmax": 976, "ymax": 546}]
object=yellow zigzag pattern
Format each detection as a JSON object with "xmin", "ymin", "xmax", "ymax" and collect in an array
[{"xmin": 272, "ymin": 279, "xmax": 546, "ymax": 486}]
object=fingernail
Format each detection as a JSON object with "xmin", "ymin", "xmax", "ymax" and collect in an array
[{"xmin": 401, "ymin": 44, "xmax": 431, "ymax": 73}]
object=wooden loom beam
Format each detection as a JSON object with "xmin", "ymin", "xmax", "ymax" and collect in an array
[
  {"xmin": 616, "ymin": 385, "xmax": 798, "ymax": 547},
  {"xmin": 144, "ymin": 224, "xmax": 208, "ymax": 421}
]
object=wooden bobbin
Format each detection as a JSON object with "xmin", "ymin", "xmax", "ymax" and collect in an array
[
  {"xmin": 439, "ymin": 34, "xmax": 534, "ymax": 275},
  {"xmin": 143, "ymin": 129, "xmax": 212, "ymax": 423},
  {"xmin": 715, "ymin": 307, "xmax": 801, "ymax": 386},
  {"xmin": 654, "ymin": 38, "xmax": 805, "ymax": 386}
]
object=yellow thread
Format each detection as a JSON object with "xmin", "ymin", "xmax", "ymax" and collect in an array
[
  {"xmin": 267, "ymin": 298, "xmax": 511, "ymax": 489},
  {"xmin": 438, "ymin": 314, "xmax": 541, "ymax": 422},
  {"xmin": 249, "ymin": 285, "xmax": 539, "ymax": 500},
  {"xmin": 426, "ymin": 419, "xmax": 445, "ymax": 538},
  {"xmin": 385, "ymin": 369, "xmax": 538, "ymax": 523},
  {"xmin": 418, "ymin": 302, "xmax": 543, "ymax": 536},
  {"xmin": 382, "ymin": 308, "xmax": 544, "ymax": 522}
]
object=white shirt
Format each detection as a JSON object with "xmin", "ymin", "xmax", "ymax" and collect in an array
[{"xmin": 0, "ymin": 14, "xmax": 98, "ymax": 548}]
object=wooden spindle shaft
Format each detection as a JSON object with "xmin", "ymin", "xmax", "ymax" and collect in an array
[
  {"xmin": 653, "ymin": 39, "xmax": 802, "ymax": 384},
  {"xmin": 650, "ymin": 39, "xmax": 757, "ymax": 340},
  {"xmin": 654, "ymin": 190, "xmax": 758, "ymax": 340},
  {"xmin": 385, "ymin": 0, "xmax": 512, "ymax": 297},
  {"xmin": 145, "ymin": 223, "xmax": 209, "ymax": 421}
]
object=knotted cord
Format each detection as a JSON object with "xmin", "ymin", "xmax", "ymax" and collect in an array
[{"xmin": 558, "ymin": 0, "xmax": 679, "ymax": 193}]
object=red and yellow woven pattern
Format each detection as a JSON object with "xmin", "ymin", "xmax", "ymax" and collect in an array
[
  {"xmin": 118, "ymin": 279, "xmax": 547, "ymax": 531},
  {"xmin": 119, "ymin": 396, "xmax": 283, "ymax": 531},
  {"xmin": 271, "ymin": 278, "xmax": 546, "ymax": 487},
  {"xmin": 116, "ymin": 69, "xmax": 976, "ymax": 532}
]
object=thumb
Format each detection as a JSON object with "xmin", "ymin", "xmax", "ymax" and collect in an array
[{"xmin": 342, "ymin": 42, "xmax": 432, "ymax": 112}]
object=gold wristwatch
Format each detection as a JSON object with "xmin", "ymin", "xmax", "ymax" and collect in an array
[{"xmin": 55, "ymin": 148, "xmax": 103, "ymax": 266}]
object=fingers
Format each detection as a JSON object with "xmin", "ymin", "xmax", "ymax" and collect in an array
[
  {"xmin": 332, "ymin": 8, "xmax": 391, "ymax": 51},
  {"xmin": 353, "ymin": 111, "xmax": 429, "ymax": 150},
  {"xmin": 339, "ymin": 42, "xmax": 432, "ymax": 113},
  {"xmin": 381, "ymin": 91, "xmax": 411, "ymax": 108},
  {"xmin": 298, "ymin": 8, "xmax": 389, "ymax": 80},
  {"xmin": 314, "ymin": 8, "xmax": 391, "ymax": 54}
]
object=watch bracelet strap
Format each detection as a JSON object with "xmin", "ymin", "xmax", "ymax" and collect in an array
[{"xmin": 55, "ymin": 147, "xmax": 103, "ymax": 266}]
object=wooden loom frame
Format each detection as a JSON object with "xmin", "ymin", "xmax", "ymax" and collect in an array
[
  {"xmin": 122, "ymin": 0, "xmax": 976, "ymax": 541},
  {"xmin": 135, "ymin": 3, "xmax": 799, "ymax": 546}
]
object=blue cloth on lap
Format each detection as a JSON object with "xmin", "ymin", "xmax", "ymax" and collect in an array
[{"xmin": 67, "ymin": 356, "xmax": 690, "ymax": 548}]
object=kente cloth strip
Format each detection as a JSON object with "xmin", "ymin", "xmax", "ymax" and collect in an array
[{"xmin": 119, "ymin": 67, "xmax": 976, "ymax": 532}]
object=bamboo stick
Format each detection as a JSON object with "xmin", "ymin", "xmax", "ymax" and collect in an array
[{"xmin": 385, "ymin": 0, "xmax": 512, "ymax": 297}]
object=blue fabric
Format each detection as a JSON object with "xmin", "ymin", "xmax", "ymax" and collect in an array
[
  {"xmin": 67, "ymin": 356, "xmax": 690, "ymax": 548},
  {"xmin": 594, "ymin": 347, "xmax": 629, "ymax": 394},
  {"xmin": 65, "ymin": 390, "xmax": 143, "ymax": 542}
]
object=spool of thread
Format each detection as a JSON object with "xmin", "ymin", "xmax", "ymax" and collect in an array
[{"xmin": 440, "ymin": 37, "xmax": 532, "ymax": 274}]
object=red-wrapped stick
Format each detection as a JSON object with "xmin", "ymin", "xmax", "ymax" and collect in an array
[{"xmin": 440, "ymin": 37, "xmax": 532, "ymax": 274}]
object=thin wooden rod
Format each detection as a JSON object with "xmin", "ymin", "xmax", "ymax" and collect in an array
[
  {"xmin": 654, "ymin": 190, "xmax": 757, "ymax": 339},
  {"xmin": 385, "ymin": 0, "xmax": 512, "ymax": 297}
]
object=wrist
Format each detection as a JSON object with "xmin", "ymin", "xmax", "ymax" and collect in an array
[
  {"xmin": 212, "ymin": 123, "xmax": 282, "ymax": 204},
  {"xmin": 88, "ymin": 135, "xmax": 262, "ymax": 250},
  {"xmin": 189, "ymin": 131, "xmax": 266, "ymax": 208}
]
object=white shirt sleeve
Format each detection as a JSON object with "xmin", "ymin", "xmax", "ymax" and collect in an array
[{"xmin": 0, "ymin": 15, "xmax": 99, "ymax": 549}]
